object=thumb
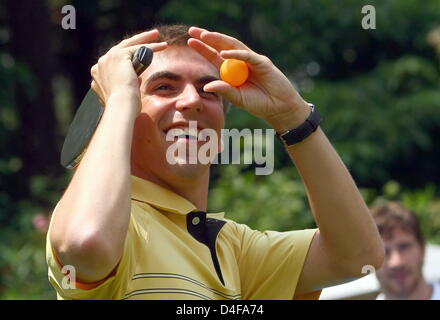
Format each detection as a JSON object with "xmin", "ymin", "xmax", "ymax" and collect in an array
[{"xmin": 204, "ymin": 80, "xmax": 242, "ymax": 104}]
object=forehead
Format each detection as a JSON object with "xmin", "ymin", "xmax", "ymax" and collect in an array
[
  {"xmin": 142, "ymin": 46, "xmax": 219, "ymax": 81},
  {"xmin": 382, "ymin": 227, "xmax": 418, "ymax": 246}
]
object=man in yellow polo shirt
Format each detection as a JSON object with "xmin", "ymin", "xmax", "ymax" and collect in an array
[{"xmin": 47, "ymin": 24, "xmax": 384, "ymax": 300}]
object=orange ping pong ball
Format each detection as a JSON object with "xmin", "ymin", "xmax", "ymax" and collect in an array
[{"xmin": 220, "ymin": 59, "xmax": 249, "ymax": 87}]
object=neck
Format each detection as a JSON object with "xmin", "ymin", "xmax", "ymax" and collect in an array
[{"xmin": 131, "ymin": 163, "xmax": 210, "ymax": 211}]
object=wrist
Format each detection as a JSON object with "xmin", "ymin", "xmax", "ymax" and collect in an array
[
  {"xmin": 108, "ymin": 87, "xmax": 140, "ymax": 102},
  {"xmin": 106, "ymin": 89, "xmax": 141, "ymax": 115},
  {"xmin": 265, "ymin": 100, "xmax": 311, "ymax": 133},
  {"xmin": 276, "ymin": 103, "xmax": 322, "ymax": 147}
]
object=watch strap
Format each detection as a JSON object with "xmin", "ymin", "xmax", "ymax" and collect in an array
[{"xmin": 277, "ymin": 104, "xmax": 321, "ymax": 146}]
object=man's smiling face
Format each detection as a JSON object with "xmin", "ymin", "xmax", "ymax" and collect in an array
[{"xmin": 131, "ymin": 45, "xmax": 225, "ymax": 183}]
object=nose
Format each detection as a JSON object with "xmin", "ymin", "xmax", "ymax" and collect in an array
[
  {"xmin": 175, "ymin": 84, "xmax": 203, "ymax": 113},
  {"xmin": 387, "ymin": 249, "xmax": 403, "ymax": 269}
]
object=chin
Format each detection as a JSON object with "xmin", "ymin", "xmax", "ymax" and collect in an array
[{"xmin": 166, "ymin": 160, "xmax": 210, "ymax": 180}]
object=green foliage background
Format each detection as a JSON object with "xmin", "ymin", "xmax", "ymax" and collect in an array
[{"xmin": 1, "ymin": 0, "xmax": 440, "ymax": 299}]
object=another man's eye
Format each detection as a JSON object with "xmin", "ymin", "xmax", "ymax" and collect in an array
[{"xmin": 398, "ymin": 243, "xmax": 411, "ymax": 252}]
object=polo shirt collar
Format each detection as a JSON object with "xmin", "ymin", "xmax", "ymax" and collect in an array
[{"xmin": 131, "ymin": 175, "xmax": 198, "ymax": 215}]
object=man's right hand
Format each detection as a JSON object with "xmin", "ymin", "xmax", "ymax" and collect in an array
[{"xmin": 90, "ymin": 29, "xmax": 167, "ymax": 114}]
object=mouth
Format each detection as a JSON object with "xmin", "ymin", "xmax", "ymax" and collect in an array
[
  {"xmin": 390, "ymin": 271, "xmax": 408, "ymax": 283},
  {"xmin": 163, "ymin": 123, "xmax": 207, "ymax": 142}
]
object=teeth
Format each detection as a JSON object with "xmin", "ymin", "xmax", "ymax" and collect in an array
[{"xmin": 167, "ymin": 127, "xmax": 199, "ymax": 139}]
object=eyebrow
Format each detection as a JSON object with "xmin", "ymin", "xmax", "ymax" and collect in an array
[
  {"xmin": 146, "ymin": 71, "xmax": 219, "ymax": 85},
  {"xmin": 146, "ymin": 71, "xmax": 181, "ymax": 83}
]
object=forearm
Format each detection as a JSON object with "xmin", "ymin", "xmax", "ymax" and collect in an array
[
  {"xmin": 50, "ymin": 92, "xmax": 137, "ymax": 279},
  {"xmin": 271, "ymin": 106, "xmax": 384, "ymax": 270}
]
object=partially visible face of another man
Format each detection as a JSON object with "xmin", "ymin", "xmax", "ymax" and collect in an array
[{"xmin": 375, "ymin": 227, "xmax": 425, "ymax": 298}]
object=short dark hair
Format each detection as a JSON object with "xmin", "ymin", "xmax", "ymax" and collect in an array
[
  {"xmin": 150, "ymin": 24, "xmax": 191, "ymax": 46},
  {"xmin": 371, "ymin": 202, "xmax": 425, "ymax": 247}
]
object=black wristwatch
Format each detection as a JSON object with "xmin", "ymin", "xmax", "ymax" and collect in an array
[{"xmin": 277, "ymin": 104, "xmax": 322, "ymax": 147}]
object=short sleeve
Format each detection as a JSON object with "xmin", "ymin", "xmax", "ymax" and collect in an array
[
  {"xmin": 46, "ymin": 203, "xmax": 136, "ymax": 300},
  {"xmin": 234, "ymin": 224, "xmax": 319, "ymax": 300}
]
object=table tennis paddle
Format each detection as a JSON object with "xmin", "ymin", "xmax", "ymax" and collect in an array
[{"xmin": 60, "ymin": 46, "xmax": 153, "ymax": 169}]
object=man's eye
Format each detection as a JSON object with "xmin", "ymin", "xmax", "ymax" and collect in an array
[
  {"xmin": 155, "ymin": 84, "xmax": 173, "ymax": 91},
  {"xmin": 199, "ymin": 88, "xmax": 219, "ymax": 98},
  {"xmin": 206, "ymin": 91, "xmax": 219, "ymax": 98}
]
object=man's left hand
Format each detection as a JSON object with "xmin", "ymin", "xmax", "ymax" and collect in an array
[{"xmin": 188, "ymin": 26, "xmax": 310, "ymax": 132}]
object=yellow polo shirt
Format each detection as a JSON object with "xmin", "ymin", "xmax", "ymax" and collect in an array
[{"xmin": 46, "ymin": 175, "xmax": 320, "ymax": 300}]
